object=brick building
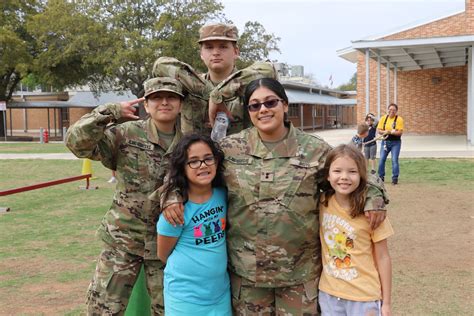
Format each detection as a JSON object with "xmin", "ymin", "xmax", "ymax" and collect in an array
[
  {"xmin": 282, "ymin": 81, "xmax": 356, "ymax": 130},
  {"xmin": 3, "ymin": 90, "xmax": 135, "ymax": 141},
  {"xmin": 338, "ymin": 0, "xmax": 474, "ymax": 145},
  {"xmin": 2, "ymin": 83, "xmax": 355, "ymax": 140}
]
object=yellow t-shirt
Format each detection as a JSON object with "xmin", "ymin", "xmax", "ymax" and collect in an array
[
  {"xmin": 377, "ymin": 114, "xmax": 404, "ymax": 132},
  {"xmin": 319, "ymin": 195, "xmax": 394, "ymax": 301}
]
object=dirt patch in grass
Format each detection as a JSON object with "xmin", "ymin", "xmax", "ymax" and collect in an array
[
  {"xmin": 0, "ymin": 257, "xmax": 91, "ymax": 315},
  {"xmin": 387, "ymin": 183, "xmax": 473, "ymax": 315},
  {"xmin": 4, "ymin": 280, "xmax": 89, "ymax": 315}
]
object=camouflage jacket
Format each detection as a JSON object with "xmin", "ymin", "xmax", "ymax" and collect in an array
[
  {"xmin": 152, "ymin": 57, "xmax": 277, "ymax": 135},
  {"xmin": 65, "ymin": 103, "xmax": 182, "ymax": 259},
  {"xmin": 219, "ymin": 124, "xmax": 387, "ymax": 287}
]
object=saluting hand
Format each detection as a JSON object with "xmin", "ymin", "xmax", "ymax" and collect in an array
[
  {"xmin": 209, "ymin": 100, "xmax": 233, "ymax": 127},
  {"xmin": 119, "ymin": 98, "xmax": 144, "ymax": 120}
]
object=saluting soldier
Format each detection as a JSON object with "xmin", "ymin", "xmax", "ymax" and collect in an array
[
  {"xmin": 152, "ymin": 23, "xmax": 277, "ymax": 136},
  {"xmin": 65, "ymin": 78, "xmax": 184, "ymax": 315}
]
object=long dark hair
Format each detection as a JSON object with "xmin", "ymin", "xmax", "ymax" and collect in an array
[
  {"xmin": 161, "ymin": 134, "xmax": 226, "ymax": 203},
  {"xmin": 243, "ymin": 78, "xmax": 290, "ymax": 124},
  {"xmin": 320, "ymin": 144, "xmax": 367, "ymax": 217},
  {"xmin": 244, "ymin": 77, "xmax": 289, "ymax": 106}
]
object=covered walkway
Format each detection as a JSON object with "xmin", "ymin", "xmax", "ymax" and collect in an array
[
  {"xmin": 339, "ymin": 35, "xmax": 474, "ymax": 144},
  {"xmin": 283, "ymin": 81, "xmax": 357, "ymax": 130},
  {"xmin": 314, "ymin": 128, "xmax": 474, "ymax": 158}
]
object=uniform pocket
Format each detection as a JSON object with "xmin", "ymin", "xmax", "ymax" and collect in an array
[
  {"xmin": 224, "ymin": 156, "xmax": 256, "ymax": 207},
  {"xmin": 230, "ymin": 273, "xmax": 242, "ymax": 300},
  {"xmin": 279, "ymin": 159, "xmax": 319, "ymax": 211},
  {"xmin": 119, "ymin": 144, "xmax": 141, "ymax": 193},
  {"xmin": 87, "ymin": 249, "xmax": 129, "ymax": 314},
  {"xmin": 303, "ymin": 277, "xmax": 319, "ymax": 301}
]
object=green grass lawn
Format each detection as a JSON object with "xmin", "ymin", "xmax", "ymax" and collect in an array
[
  {"xmin": 0, "ymin": 156, "xmax": 473, "ymax": 314},
  {"xmin": 0, "ymin": 142, "xmax": 70, "ymax": 153},
  {"xmin": 0, "ymin": 159, "xmax": 112, "ymax": 268},
  {"xmin": 383, "ymin": 158, "xmax": 474, "ymax": 189}
]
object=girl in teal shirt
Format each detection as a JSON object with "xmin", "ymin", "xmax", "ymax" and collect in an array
[{"xmin": 157, "ymin": 134, "xmax": 231, "ymax": 316}]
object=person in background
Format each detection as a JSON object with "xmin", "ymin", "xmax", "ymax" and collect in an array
[
  {"xmin": 377, "ymin": 103, "xmax": 404, "ymax": 185},
  {"xmin": 157, "ymin": 134, "xmax": 230, "ymax": 316},
  {"xmin": 351, "ymin": 123, "xmax": 369, "ymax": 151},
  {"xmin": 108, "ymin": 170, "xmax": 117, "ymax": 184},
  {"xmin": 66, "ymin": 77, "xmax": 184, "ymax": 315},
  {"xmin": 363, "ymin": 113, "xmax": 378, "ymax": 175},
  {"xmin": 318, "ymin": 144, "xmax": 393, "ymax": 316}
]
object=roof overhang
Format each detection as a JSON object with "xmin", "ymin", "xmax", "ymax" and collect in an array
[
  {"xmin": 7, "ymin": 101, "xmax": 96, "ymax": 109},
  {"xmin": 280, "ymin": 81, "xmax": 356, "ymax": 106},
  {"xmin": 338, "ymin": 35, "xmax": 474, "ymax": 71},
  {"xmin": 7, "ymin": 90, "xmax": 136, "ymax": 109},
  {"xmin": 337, "ymin": 46, "xmax": 359, "ymax": 63},
  {"xmin": 285, "ymin": 89, "xmax": 356, "ymax": 106}
]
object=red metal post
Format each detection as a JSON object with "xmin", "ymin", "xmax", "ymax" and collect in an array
[{"xmin": 0, "ymin": 174, "xmax": 92, "ymax": 196}]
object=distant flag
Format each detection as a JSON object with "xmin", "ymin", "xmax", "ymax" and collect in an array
[{"xmin": 329, "ymin": 75, "xmax": 334, "ymax": 87}]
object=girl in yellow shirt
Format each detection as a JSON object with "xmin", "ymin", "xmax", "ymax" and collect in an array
[{"xmin": 319, "ymin": 144, "xmax": 394, "ymax": 316}]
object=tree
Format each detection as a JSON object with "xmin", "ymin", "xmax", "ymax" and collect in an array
[
  {"xmin": 153, "ymin": 0, "xmax": 227, "ymax": 73},
  {"xmin": 81, "ymin": 0, "xmax": 227, "ymax": 97},
  {"xmin": 337, "ymin": 72, "xmax": 357, "ymax": 91},
  {"xmin": 0, "ymin": 0, "xmax": 41, "ymax": 137},
  {"xmin": 0, "ymin": 0, "xmax": 39, "ymax": 102},
  {"xmin": 26, "ymin": 0, "xmax": 110, "ymax": 91},
  {"xmin": 83, "ymin": 1, "xmax": 280, "ymax": 97},
  {"xmin": 2, "ymin": 0, "xmax": 281, "ymax": 101},
  {"xmin": 237, "ymin": 21, "xmax": 281, "ymax": 68}
]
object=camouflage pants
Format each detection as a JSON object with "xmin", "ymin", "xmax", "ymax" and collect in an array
[
  {"xmin": 86, "ymin": 243, "xmax": 165, "ymax": 315},
  {"xmin": 231, "ymin": 273, "xmax": 319, "ymax": 316}
]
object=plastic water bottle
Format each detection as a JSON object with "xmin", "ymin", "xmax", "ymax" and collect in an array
[{"xmin": 211, "ymin": 112, "xmax": 229, "ymax": 141}]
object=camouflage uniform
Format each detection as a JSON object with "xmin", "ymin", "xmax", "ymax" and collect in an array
[
  {"xmin": 219, "ymin": 124, "xmax": 388, "ymax": 315},
  {"xmin": 152, "ymin": 59, "xmax": 277, "ymax": 136},
  {"xmin": 65, "ymin": 78, "xmax": 183, "ymax": 315}
]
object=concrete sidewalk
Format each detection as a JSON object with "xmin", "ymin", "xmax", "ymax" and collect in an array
[
  {"xmin": 313, "ymin": 129, "xmax": 474, "ymax": 158},
  {"xmin": 0, "ymin": 129, "xmax": 473, "ymax": 159},
  {"xmin": 0, "ymin": 153, "xmax": 78, "ymax": 160}
]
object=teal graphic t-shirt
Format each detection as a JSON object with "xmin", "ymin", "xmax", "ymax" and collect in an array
[{"xmin": 157, "ymin": 187, "xmax": 229, "ymax": 305}]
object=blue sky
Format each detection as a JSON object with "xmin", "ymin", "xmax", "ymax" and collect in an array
[{"xmin": 220, "ymin": 0, "xmax": 466, "ymax": 87}]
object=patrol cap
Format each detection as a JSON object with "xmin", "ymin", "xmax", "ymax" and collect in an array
[
  {"xmin": 198, "ymin": 23, "xmax": 238, "ymax": 43},
  {"xmin": 144, "ymin": 77, "xmax": 184, "ymax": 98}
]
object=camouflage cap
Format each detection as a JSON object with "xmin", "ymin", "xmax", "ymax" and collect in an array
[
  {"xmin": 198, "ymin": 23, "xmax": 238, "ymax": 43},
  {"xmin": 144, "ymin": 77, "xmax": 184, "ymax": 98}
]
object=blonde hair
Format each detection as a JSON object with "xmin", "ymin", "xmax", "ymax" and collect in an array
[{"xmin": 357, "ymin": 123, "xmax": 369, "ymax": 135}]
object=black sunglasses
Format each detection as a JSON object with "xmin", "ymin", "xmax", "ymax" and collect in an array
[{"xmin": 247, "ymin": 99, "xmax": 283, "ymax": 112}]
